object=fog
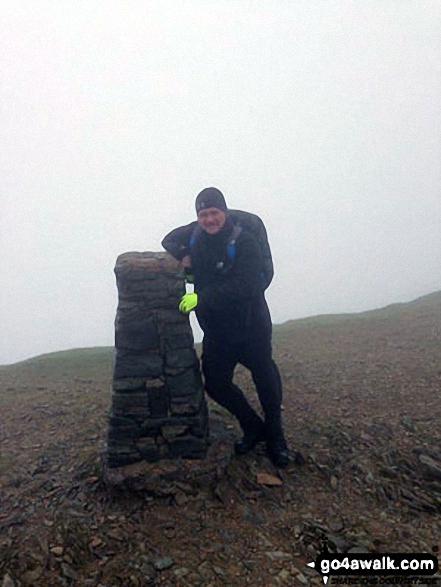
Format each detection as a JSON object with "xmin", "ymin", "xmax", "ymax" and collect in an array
[{"xmin": 1, "ymin": 1, "xmax": 440, "ymax": 365}]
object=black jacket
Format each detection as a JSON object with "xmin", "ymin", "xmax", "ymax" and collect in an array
[
  {"xmin": 162, "ymin": 215, "xmax": 273, "ymax": 344},
  {"xmin": 161, "ymin": 209, "xmax": 274, "ymax": 290}
]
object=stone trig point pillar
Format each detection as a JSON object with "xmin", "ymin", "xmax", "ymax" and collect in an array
[{"xmin": 106, "ymin": 251, "xmax": 209, "ymax": 469}]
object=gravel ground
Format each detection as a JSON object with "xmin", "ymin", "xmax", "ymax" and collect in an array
[{"xmin": 1, "ymin": 292, "xmax": 440, "ymax": 586}]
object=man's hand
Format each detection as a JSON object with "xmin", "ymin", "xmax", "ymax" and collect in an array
[{"xmin": 179, "ymin": 292, "xmax": 198, "ymax": 313}]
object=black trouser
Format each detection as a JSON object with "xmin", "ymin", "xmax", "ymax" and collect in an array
[{"xmin": 201, "ymin": 336, "xmax": 286, "ymax": 446}]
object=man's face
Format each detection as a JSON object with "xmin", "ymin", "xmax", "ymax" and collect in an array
[{"xmin": 197, "ymin": 207, "xmax": 226, "ymax": 235}]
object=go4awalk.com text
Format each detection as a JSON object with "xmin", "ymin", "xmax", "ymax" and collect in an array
[{"xmin": 307, "ymin": 553, "xmax": 439, "ymax": 585}]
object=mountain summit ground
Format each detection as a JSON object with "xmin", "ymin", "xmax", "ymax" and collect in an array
[{"xmin": 1, "ymin": 293, "xmax": 440, "ymax": 586}]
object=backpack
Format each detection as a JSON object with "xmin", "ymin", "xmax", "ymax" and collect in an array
[{"xmin": 188, "ymin": 209, "xmax": 274, "ymax": 290}]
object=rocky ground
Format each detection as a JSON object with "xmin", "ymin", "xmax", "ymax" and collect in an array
[{"xmin": 1, "ymin": 293, "xmax": 440, "ymax": 586}]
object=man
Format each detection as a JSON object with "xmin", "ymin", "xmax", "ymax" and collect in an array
[{"xmin": 162, "ymin": 187, "xmax": 288, "ymax": 467}]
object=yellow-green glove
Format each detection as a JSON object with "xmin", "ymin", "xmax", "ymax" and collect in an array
[{"xmin": 179, "ymin": 292, "xmax": 198, "ymax": 313}]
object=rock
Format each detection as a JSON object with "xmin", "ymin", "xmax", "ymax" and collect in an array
[
  {"xmin": 173, "ymin": 567, "xmax": 190, "ymax": 579},
  {"xmin": 139, "ymin": 561, "xmax": 157, "ymax": 582},
  {"xmin": 400, "ymin": 414, "xmax": 415, "ymax": 432},
  {"xmin": 89, "ymin": 537, "xmax": 104, "ymax": 548},
  {"xmin": 61, "ymin": 563, "xmax": 77, "ymax": 580},
  {"xmin": 153, "ymin": 556, "xmax": 174, "ymax": 571},
  {"xmin": 419, "ymin": 454, "xmax": 441, "ymax": 481},
  {"xmin": 296, "ymin": 572, "xmax": 309, "ymax": 584},
  {"xmin": 427, "ymin": 481, "xmax": 441, "ymax": 494},
  {"xmin": 266, "ymin": 550, "xmax": 293, "ymax": 561},
  {"xmin": 277, "ymin": 569, "xmax": 291, "ymax": 582},
  {"xmin": 348, "ymin": 546, "xmax": 370, "ymax": 554},
  {"xmin": 173, "ymin": 491, "xmax": 188, "ymax": 506},
  {"xmin": 103, "ymin": 414, "xmax": 234, "ymax": 493},
  {"xmin": 325, "ymin": 533, "xmax": 352, "ymax": 553},
  {"xmin": 307, "ymin": 544, "xmax": 318, "ymax": 558},
  {"xmin": 302, "ymin": 565, "xmax": 318, "ymax": 577},
  {"xmin": 256, "ymin": 472, "xmax": 283, "ymax": 486},
  {"xmin": 22, "ymin": 567, "xmax": 44, "ymax": 585},
  {"xmin": 2, "ymin": 575, "xmax": 16, "ymax": 587}
]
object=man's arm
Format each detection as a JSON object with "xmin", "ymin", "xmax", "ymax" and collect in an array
[
  {"xmin": 161, "ymin": 222, "xmax": 197, "ymax": 262},
  {"xmin": 229, "ymin": 209, "xmax": 274, "ymax": 290},
  {"xmin": 258, "ymin": 220, "xmax": 274, "ymax": 289}
]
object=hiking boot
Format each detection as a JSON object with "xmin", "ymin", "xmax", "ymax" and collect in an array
[
  {"xmin": 267, "ymin": 443, "xmax": 289, "ymax": 468},
  {"xmin": 234, "ymin": 430, "xmax": 266, "ymax": 455}
]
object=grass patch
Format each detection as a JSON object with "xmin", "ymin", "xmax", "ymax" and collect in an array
[
  {"xmin": 0, "ymin": 347, "xmax": 114, "ymax": 379},
  {"xmin": 1, "ymin": 290, "xmax": 439, "ymax": 379}
]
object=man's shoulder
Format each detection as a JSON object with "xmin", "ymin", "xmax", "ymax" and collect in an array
[
  {"xmin": 161, "ymin": 220, "xmax": 199, "ymax": 260},
  {"xmin": 229, "ymin": 209, "xmax": 264, "ymax": 228},
  {"xmin": 234, "ymin": 224, "xmax": 260, "ymax": 252},
  {"xmin": 228, "ymin": 211, "xmax": 263, "ymax": 243}
]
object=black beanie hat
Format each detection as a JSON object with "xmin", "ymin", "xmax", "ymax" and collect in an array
[{"xmin": 195, "ymin": 187, "xmax": 227, "ymax": 214}]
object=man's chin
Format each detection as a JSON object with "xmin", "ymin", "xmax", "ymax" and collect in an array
[{"xmin": 205, "ymin": 226, "xmax": 221, "ymax": 234}]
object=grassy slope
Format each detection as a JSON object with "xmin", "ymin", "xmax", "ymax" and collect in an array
[
  {"xmin": 1, "ymin": 290, "xmax": 440, "ymax": 377},
  {"xmin": 274, "ymin": 290, "xmax": 441, "ymax": 333},
  {"xmin": 0, "ymin": 347, "xmax": 114, "ymax": 378}
]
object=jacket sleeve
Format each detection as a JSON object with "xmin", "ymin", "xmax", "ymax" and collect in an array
[
  {"xmin": 229, "ymin": 209, "xmax": 274, "ymax": 290},
  {"xmin": 197, "ymin": 232, "xmax": 262, "ymax": 313},
  {"xmin": 257, "ymin": 218, "xmax": 274, "ymax": 289},
  {"xmin": 161, "ymin": 222, "xmax": 197, "ymax": 261}
]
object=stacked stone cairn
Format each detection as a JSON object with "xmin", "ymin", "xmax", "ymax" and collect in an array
[{"xmin": 107, "ymin": 251, "xmax": 208, "ymax": 468}]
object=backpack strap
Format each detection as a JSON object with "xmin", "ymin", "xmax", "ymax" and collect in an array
[
  {"xmin": 189, "ymin": 225, "xmax": 203, "ymax": 249},
  {"xmin": 189, "ymin": 223, "xmax": 244, "ymax": 273},
  {"xmin": 189, "ymin": 224, "xmax": 242, "ymax": 258},
  {"xmin": 226, "ymin": 224, "xmax": 242, "ymax": 264}
]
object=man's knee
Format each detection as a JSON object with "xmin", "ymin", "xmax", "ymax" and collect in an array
[
  {"xmin": 203, "ymin": 376, "xmax": 224, "ymax": 401},
  {"xmin": 250, "ymin": 357, "xmax": 280, "ymax": 387}
]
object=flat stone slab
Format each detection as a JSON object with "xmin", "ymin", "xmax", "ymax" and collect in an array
[{"xmin": 103, "ymin": 415, "xmax": 236, "ymax": 496}]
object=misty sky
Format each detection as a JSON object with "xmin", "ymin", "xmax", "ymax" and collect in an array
[{"xmin": 1, "ymin": 1, "xmax": 440, "ymax": 365}]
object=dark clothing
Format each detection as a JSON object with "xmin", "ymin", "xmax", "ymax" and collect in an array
[
  {"xmin": 195, "ymin": 187, "xmax": 227, "ymax": 213},
  {"xmin": 163, "ymin": 215, "xmax": 273, "ymax": 345},
  {"xmin": 162, "ymin": 214, "xmax": 286, "ymax": 445},
  {"xmin": 202, "ymin": 336, "xmax": 285, "ymax": 443},
  {"xmin": 161, "ymin": 209, "xmax": 274, "ymax": 290},
  {"xmin": 192, "ymin": 216, "xmax": 272, "ymax": 345}
]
